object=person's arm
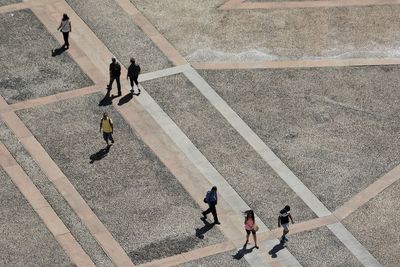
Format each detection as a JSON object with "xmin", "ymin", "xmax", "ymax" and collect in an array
[
  {"xmin": 110, "ymin": 119, "xmax": 113, "ymax": 132},
  {"xmin": 57, "ymin": 21, "xmax": 62, "ymax": 30},
  {"xmin": 289, "ymin": 214, "xmax": 294, "ymax": 224},
  {"xmin": 99, "ymin": 119, "xmax": 102, "ymax": 132},
  {"xmin": 278, "ymin": 216, "xmax": 281, "ymax": 227},
  {"xmin": 69, "ymin": 21, "xmax": 71, "ymax": 32}
]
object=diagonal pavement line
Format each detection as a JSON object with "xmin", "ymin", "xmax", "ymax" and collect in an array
[
  {"xmin": 183, "ymin": 68, "xmax": 383, "ymax": 267},
  {"xmin": 0, "ymin": 141, "xmax": 95, "ymax": 267},
  {"xmin": 192, "ymin": 58, "xmax": 400, "ymax": 70},
  {"xmin": 334, "ymin": 164, "xmax": 400, "ymax": 220},
  {"xmin": 234, "ymin": 0, "xmax": 400, "ymax": 10},
  {"xmin": 0, "ymin": 109, "xmax": 134, "ymax": 266}
]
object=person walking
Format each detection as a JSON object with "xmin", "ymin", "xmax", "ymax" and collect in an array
[
  {"xmin": 127, "ymin": 58, "xmax": 141, "ymax": 94},
  {"xmin": 57, "ymin": 13, "xmax": 71, "ymax": 49},
  {"xmin": 107, "ymin": 57, "xmax": 122, "ymax": 96},
  {"xmin": 278, "ymin": 205, "xmax": 294, "ymax": 244},
  {"xmin": 202, "ymin": 186, "xmax": 220, "ymax": 225},
  {"xmin": 99, "ymin": 112, "xmax": 114, "ymax": 146},
  {"xmin": 244, "ymin": 210, "xmax": 259, "ymax": 249}
]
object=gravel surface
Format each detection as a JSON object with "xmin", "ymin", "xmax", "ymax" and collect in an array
[
  {"xmin": 178, "ymin": 250, "xmax": 251, "ymax": 267},
  {"xmin": 0, "ymin": 9, "xmax": 93, "ymax": 104},
  {"xmin": 200, "ymin": 67, "xmax": 400, "ymax": 211},
  {"xmin": 17, "ymin": 93, "xmax": 225, "ymax": 264},
  {"xmin": 283, "ymin": 226, "xmax": 362, "ymax": 266},
  {"xmin": 130, "ymin": 0, "xmax": 400, "ymax": 61},
  {"xmin": 0, "ymin": 120, "xmax": 114, "ymax": 267},
  {"xmin": 343, "ymin": 179, "xmax": 400, "ymax": 267},
  {"xmin": 0, "ymin": 168, "xmax": 72, "ymax": 266}
]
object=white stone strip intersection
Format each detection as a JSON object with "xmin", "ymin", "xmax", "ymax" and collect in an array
[{"xmin": 183, "ymin": 68, "xmax": 382, "ymax": 267}]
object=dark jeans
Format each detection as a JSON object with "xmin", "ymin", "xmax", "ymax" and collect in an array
[
  {"xmin": 129, "ymin": 76, "xmax": 139, "ymax": 87},
  {"xmin": 62, "ymin": 32, "xmax": 69, "ymax": 47},
  {"xmin": 203, "ymin": 202, "xmax": 219, "ymax": 222},
  {"xmin": 108, "ymin": 76, "xmax": 121, "ymax": 94},
  {"xmin": 103, "ymin": 132, "xmax": 114, "ymax": 143}
]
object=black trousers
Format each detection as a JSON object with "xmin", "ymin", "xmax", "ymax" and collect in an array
[
  {"xmin": 62, "ymin": 32, "xmax": 69, "ymax": 47},
  {"xmin": 203, "ymin": 203, "xmax": 219, "ymax": 222},
  {"xmin": 108, "ymin": 76, "xmax": 121, "ymax": 94},
  {"xmin": 129, "ymin": 76, "xmax": 139, "ymax": 87}
]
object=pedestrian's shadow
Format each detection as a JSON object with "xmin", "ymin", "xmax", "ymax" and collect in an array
[
  {"xmin": 51, "ymin": 46, "xmax": 67, "ymax": 57},
  {"xmin": 268, "ymin": 241, "xmax": 285, "ymax": 258},
  {"xmin": 89, "ymin": 146, "xmax": 110, "ymax": 164},
  {"xmin": 195, "ymin": 218, "xmax": 215, "ymax": 239},
  {"xmin": 117, "ymin": 93, "xmax": 133, "ymax": 106},
  {"xmin": 232, "ymin": 244, "xmax": 255, "ymax": 260},
  {"xmin": 99, "ymin": 91, "xmax": 117, "ymax": 106}
]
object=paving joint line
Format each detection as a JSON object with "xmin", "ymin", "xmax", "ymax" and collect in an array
[
  {"xmin": 220, "ymin": 0, "xmax": 400, "ymax": 9},
  {"xmin": 192, "ymin": 58, "xmax": 400, "ymax": 70}
]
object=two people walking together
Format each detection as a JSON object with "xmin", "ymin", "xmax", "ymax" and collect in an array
[{"xmin": 107, "ymin": 57, "xmax": 141, "ymax": 97}]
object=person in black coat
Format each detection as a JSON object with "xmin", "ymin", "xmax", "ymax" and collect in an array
[
  {"xmin": 127, "ymin": 58, "xmax": 141, "ymax": 94},
  {"xmin": 107, "ymin": 57, "xmax": 121, "ymax": 96}
]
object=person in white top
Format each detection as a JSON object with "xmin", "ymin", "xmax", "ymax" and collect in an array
[{"xmin": 57, "ymin": 13, "xmax": 71, "ymax": 49}]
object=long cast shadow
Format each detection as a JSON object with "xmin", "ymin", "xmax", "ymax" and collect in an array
[
  {"xmin": 89, "ymin": 146, "xmax": 110, "ymax": 164},
  {"xmin": 195, "ymin": 218, "xmax": 215, "ymax": 239},
  {"xmin": 232, "ymin": 244, "xmax": 255, "ymax": 260},
  {"xmin": 268, "ymin": 241, "xmax": 285, "ymax": 258},
  {"xmin": 99, "ymin": 91, "xmax": 117, "ymax": 106},
  {"xmin": 51, "ymin": 46, "xmax": 67, "ymax": 57},
  {"xmin": 117, "ymin": 93, "xmax": 133, "ymax": 106}
]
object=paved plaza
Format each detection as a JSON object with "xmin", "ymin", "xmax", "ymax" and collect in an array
[{"xmin": 0, "ymin": 0, "xmax": 399, "ymax": 266}]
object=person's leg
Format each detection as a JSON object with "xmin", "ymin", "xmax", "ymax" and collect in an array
[
  {"xmin": 252, "ymin": 232, "xmax": 258, "ymax": 248},
  {"xmin": 62, "ymin": 32, "xmax": 68, "ymax": 47},
  {"xmin": 245, "ymin": 230, "xmax": 250, "ymax": 245},
  {"xmin": 65, "ymin": 32, "xmax": 69, "ymax": 48},
  {"xmin": 103, "ymin": 132, "xmax": 109, "ymax": 145},
  {"xmin": 108, "ymin": 76, "xmax": 115, "ymax": 89},
  {"xmin": 109, "ymin": 133, "xmax": 114, "ymax": 144},
  {"xmin": 210, "ymin": 204, "xmax": 220, "ymax": 224},
  {"xmin": 116, "ymin": 76, "xmax": 121, "ymax": 96},
  {"xmin": 129, "ymin": 77, "xmax": 134, "ymax": 91},
  {"xmin": 134, "ymin": 76, "xmax": 141, "ymax": 93},
  {"xmin": 202, "ymin": 206, "xmax": 211, "ymax": 216}
]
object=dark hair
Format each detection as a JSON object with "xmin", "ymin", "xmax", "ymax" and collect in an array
[
  {"xmin": 211, "ymin": 186, "xmax": 217, "ymax": 191},
  {"xmin": 244, "ymin": 210, "xmax": 255, "ymax": 221},
  {"xmin": 130, "ymin": 58, "xmax": 135, "ymax": 64},
  {"xmin": 284, "ymin": 205, "xmax": 291, "ymax": 211},
  {"xmin": 62, "ymin": 14, "xmax": 69, "ymax": 21}
]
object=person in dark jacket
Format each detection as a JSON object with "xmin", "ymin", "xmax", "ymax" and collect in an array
[
  {"xmin": 107, "ymin": 57, "xmax": 121, "ymax": 96},
  {"xmin": 127, "ymin": 58, "xmax": 141, "ymax": 94},
  {"xmin": 278, "ymin": 205, "xmax": 294, "ymax": 244},
  {"xmin": 202, "ymin": 186, "xmax": 220, "ymax": 224}
]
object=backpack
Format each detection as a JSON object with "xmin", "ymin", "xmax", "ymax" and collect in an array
[{"xmin": 203, "ymin": 190, "xmax": 211, "ymax": 203}]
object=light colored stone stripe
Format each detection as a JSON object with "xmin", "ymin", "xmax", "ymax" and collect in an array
[
  {"xmin": 9, "ymin": 85, "xmax": 101, "ymax": 112},
  {"xmin": 139, "ymin": 64, "xmax": 192, "ymax": 82},
  {"xmin": 334, "ymin": 164, "xmax": 400, "ymax": 220},
  {"xmin": 183, "ymin": 68, "xmax": 383, "ymax": 266},
  {"xmin": 327, "ymin": 223, "xmax": 382, "ymax": 267},
  {"xmin": 236, "ymin": 0, "xmax": 400, "ymax": 9},
  {"xmin": 0, "ymin": 110, "xmax": 134, "ymax": 266},
  {"xmin": 219, "ymin": 0, "xmax": 245, "ymax": 9},
  {"xmin": 219, "ymin": 0, "xmax": 400, "ymax": 10},
  {"xmin": 192, "ymin": 58, "xmax": 400, "ymax": 70},
  {"xmin": 0, "ymin": 142, "xmax": 95, "ymax": 267},
  {"xmin": 134, "ymin": 88, "xmax": 300, "ymax": 266}
]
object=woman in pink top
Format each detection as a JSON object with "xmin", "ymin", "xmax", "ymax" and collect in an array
[{"xmin": 244, "ymin": 210, "xmax": 259, "ymax": 249}]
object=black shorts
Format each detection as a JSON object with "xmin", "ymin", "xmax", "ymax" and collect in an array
[{"xmin": 246, "ymin": 229, "xmax": 256, "ymax": 235}]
